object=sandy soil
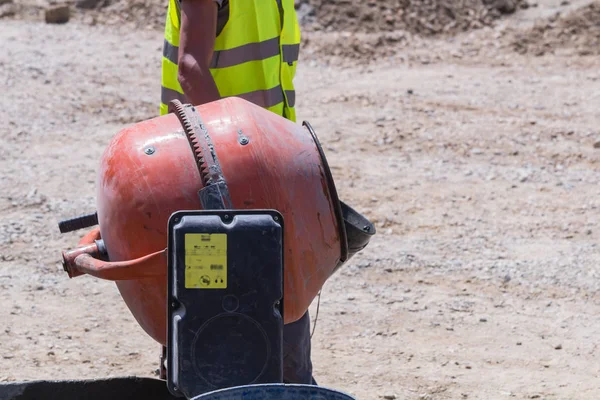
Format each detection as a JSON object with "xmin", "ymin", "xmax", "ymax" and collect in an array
[{"xmin": 1, "ymin": 1, "xmax": 599, "ymax": 399}]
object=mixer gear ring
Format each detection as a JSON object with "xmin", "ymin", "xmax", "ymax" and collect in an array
[
  {"xmin": 170, "ymin": 99, "xmax": 210, "ymax": 186},
  {"xmin": 169, "ymin": 100, "xmax": 233, "ymax": 209}
]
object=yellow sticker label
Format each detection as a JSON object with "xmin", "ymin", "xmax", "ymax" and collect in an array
[{"xmin": 184, "ymin": 233, "xmax": 227, "ymax": 289}]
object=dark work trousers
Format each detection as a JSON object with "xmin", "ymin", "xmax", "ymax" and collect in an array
[{"xmin": 282, "ymin": 310, "xmax": 317, "ymax": 385}]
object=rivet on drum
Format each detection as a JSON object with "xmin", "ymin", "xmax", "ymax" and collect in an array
[{"xmin": 144, "ymin": 146, "xmax": 156, "ymax": 155}]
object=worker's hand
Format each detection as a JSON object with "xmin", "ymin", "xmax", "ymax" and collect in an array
[{"xmin": 178, "ymin": 0, "xmax": 222, "ymax": 106}]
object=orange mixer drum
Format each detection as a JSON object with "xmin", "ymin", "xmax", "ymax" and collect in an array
[{"xmin": 61, "ymin": 97, "xmax": 375, "ymax": 346}]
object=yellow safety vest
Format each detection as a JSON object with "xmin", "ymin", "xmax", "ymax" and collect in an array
[{"xmin": 160, "ymin": 0, "xmax": 300, "ymax": 122}]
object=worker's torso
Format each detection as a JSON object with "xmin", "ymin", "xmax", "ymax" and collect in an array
[{"xmin": 161, "ymin": 0, "xmax": 300, "ymax": 121}]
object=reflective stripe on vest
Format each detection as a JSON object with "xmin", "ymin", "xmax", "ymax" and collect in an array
[{"xmin": 160, "ymin": 0, "xmax": 300, "ymax": 121}]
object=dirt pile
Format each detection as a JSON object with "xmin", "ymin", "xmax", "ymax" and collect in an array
[
  {"xmin": 2, "ymin": 0, "xmax": 528, "ymax": 33},
  {"xmin": 298, "ymin": 0, "xmax": 530, "ymax": 64},
  {"xmin": 0, "ymin": 0, "xmax": 167, "ymax": 28},
  {"xmin": 297, "ymin": 0, "xmax": 528, "ymax": 35},
  {"xmin": 0, "ymin": 0, "xmax": 535, "ymax": 62},
  {"xmin": 89, "ymin": 0, "xmax": 166, "ymax": 28},
  {"xmin": 511, "ymin": 2, "xmax": 600, "ymax": 56}
]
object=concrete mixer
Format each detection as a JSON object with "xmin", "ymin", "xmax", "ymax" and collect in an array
[{"xmin": 0, "ymin": 98, "xmax": 375, "ymax": 400}]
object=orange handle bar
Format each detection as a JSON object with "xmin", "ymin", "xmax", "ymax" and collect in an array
[
  {"xmin": 62, "ymin": 227, "xmax": 167, "ymax": 280},
  {"xmin": 71, "ymin": 249, "xmax": 167, "ymax": 280}
]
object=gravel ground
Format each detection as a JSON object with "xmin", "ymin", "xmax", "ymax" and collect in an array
[{"xmin": 1, "ymin": 1, "xmax": 600, "ymax": 399}]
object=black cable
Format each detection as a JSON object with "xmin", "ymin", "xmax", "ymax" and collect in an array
[{"xmin": 310, "ymin": 290, "xmax": 322, "ymax": 339}]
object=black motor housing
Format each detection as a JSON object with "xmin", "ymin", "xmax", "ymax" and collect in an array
[{"xmin": 167, "ymin": 210, "xmax": 285, "ymax": 399}]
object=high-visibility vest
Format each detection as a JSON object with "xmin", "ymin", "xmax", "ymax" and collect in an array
[{"xmin": 160, "ymin": 0, "xmax": 300, "ymax": 122}]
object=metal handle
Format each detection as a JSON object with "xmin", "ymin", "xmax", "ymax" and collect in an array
[
  {"xmin": 58, "ymin": 212, "xmax": 98, "ymax": 233},
  {"xmin": 62, "ymin": 227, "xmax": 167, "ymax": 280},
  {"xmin": 72, "ymin": 250, "xmax": 167, "ymax": 280}
]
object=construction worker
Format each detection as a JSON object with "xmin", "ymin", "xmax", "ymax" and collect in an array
[
  {"xmin": 159, "ymin": 0, "xmax": 300, "ymax": 122},
  {"xmin": 160, "ymin": 0, "xmax": 314, "ymax": 385}
]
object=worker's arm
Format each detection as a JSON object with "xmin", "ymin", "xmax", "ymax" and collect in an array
[{"xmin": 178, "ymin": 0, "xmax": 221, "ymax": 106}]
